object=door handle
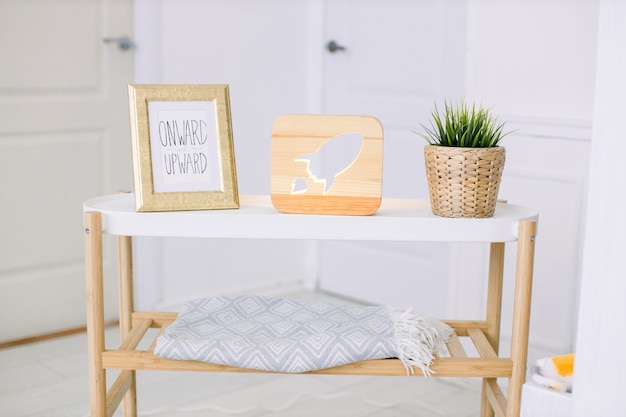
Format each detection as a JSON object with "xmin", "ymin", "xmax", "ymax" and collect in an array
[
  {"xmin": 326, "ymin": 40, "xmax": 346, "ymax": 53},
  {"xmin": 102, "ymin": 36, "xmax": 135, "ymax": 51}
]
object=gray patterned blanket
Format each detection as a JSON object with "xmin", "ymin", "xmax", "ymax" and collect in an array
[{"xmin": 154, "ymin": 295, "xmax": 451, "ymax": 375}]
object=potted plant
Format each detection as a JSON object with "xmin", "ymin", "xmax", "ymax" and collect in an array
[{"xmin": 416, "ymin": 99, "xmax": 512, "ymax": 218}]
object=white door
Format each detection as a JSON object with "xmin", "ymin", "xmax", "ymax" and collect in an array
[
  {"xmin": 318, "ymin": 0, "xmax": 478, "ymax": 317},
  {"xmin": 0, "ymin": 0, "xmax": 134, "ymax": 343}
]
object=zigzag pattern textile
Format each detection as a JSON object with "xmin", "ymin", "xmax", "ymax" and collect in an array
[{"xmin": 154, "ymin": 295, "xmax": 450, "ymax": 374}]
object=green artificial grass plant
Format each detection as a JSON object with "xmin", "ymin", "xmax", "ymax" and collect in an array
[{"xmin": 416, "ymin": 99, "xmax": 512, "ymax": 147}]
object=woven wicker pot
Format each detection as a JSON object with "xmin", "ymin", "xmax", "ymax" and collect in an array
[{"xmin": 424, "ymin": 145, "xmax": 506, "ymax": 218}]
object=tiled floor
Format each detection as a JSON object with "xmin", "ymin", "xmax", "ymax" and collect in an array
[{"xmin": 0, "ymin": 291, "xmax": 483, "ymax": 417}]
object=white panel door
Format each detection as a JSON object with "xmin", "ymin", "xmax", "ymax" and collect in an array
[
  {"xmin": 319, "ymin": 0, "xmax": 471, "ymax": 317},
  {"xmin": 323, "ymin": 0, "xmax": 466, "ymax": 185},
  {"xmin": 0, "ymin": 0, "xmax": 134, "ymax": 342}
]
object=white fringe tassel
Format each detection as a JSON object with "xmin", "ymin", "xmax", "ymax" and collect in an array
[{"xmin": 388, "ymin": 306, "xmax": 453, "ymax": 376}]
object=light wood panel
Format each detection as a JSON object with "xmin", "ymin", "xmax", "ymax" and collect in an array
[{"xmin": 271, "ymin": 114, "xmax": 383, "ymax": 215}]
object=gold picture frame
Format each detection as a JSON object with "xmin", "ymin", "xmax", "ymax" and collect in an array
[{"xmin": 128, "ymin": 84, "xmax": 239, "ymax": 212}]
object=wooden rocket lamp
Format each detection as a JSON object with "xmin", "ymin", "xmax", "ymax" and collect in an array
[{"xmin": 270, "ymin": 114, "xmax": 384, "ymax": 215}]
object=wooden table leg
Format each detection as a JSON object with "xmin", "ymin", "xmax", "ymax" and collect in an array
[
  {"xmin": 118, "ymin": 235, "xmax": 137, "ymax": 417},
  {"xmin": 506, "ymin": 219, "xmax": 537, "ymax": 417},
  {"xmin": 480, "ymin": 242, "xmax": 505, "ymax": 417},
  {"xmin": 85, "ymin": 212, "xmax": 107, "ymax": 417}
]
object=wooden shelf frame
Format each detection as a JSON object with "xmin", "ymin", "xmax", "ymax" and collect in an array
[{"xmin": 83, "ymin": 194, "xmax": 537, "ymax": 417}]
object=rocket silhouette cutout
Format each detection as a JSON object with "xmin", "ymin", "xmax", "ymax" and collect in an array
[{"xmin": 293, "ymin": 132, "xmax": 363, "ymax": 195}]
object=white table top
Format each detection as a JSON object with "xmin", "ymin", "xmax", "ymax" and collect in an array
[{"xmin": 83, "ymin": 194, "xmax": 538, "ymax": 242}]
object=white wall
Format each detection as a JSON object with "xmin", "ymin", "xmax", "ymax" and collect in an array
[
  {"xmin": 465, "ymin": 0, "xmax": 598, "ymax": 365},
  {"xmin": 572, "ymin": 0, "xmax": 626, "ymax": 414},
  {"xmin": 134, "ymin": 0, "xmax": 316, "ymax": 194},
  {"xmin": 133, "ymin": 0, "xmax": 320, "ymax": 309},
  {"xmin": 466, "ymin": 0, "xmax": 597, "ymax": 121}
]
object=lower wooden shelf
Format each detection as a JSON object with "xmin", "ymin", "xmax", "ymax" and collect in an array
[
  {"xmin": 101, "ymin": 311, "xmax": 513, "ymax": 414},
  {"xmin": 102, "ymin": 312, "xmax": 513, "ymax": 379}
]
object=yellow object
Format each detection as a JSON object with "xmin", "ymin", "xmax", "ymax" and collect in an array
[
  {"xmin": 532, "ymin": 353, "xmax": 575, "ymax": 393},
  {"xmin": 551, "ymin": 353, "xmax": 575, "ymax": 377}
]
